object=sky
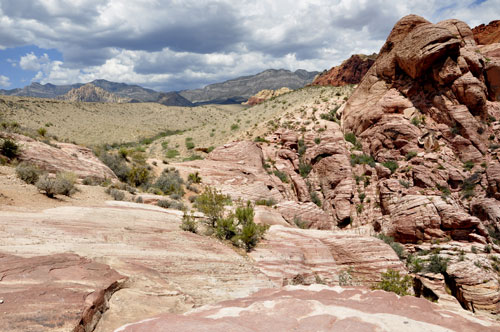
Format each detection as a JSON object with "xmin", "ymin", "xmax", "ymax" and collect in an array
[{"xmin": 0, "ymin": 0, "xmax": 499, "ymax": 92}]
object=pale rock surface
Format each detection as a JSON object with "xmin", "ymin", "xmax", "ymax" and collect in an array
[
  {"xmin": 115, "ymin": 285, "xmax": 500, "ymax": 332},
  {"xmin": 1, "ymin": 133, "xmax": 116, "ymax": 180}
]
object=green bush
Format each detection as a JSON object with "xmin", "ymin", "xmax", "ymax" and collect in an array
[
  {"xmin": 154, "ymin": 168, "xmax": 185, "ymax": 196},
  {"xmin": 405, "ymin": 151, "xmax": 417, "ymax": 161},
  {"xmin": 166, "ymin": 149, "xmax": 179, "ymax": 158},
  {"xmin": 463, "ymin": 160, "xmax": 474, "ymax": 171},
  {"xmin": 37, "ymin": 127, "xmax": 47, "ymax": 137},
  {"xmin": 382, "ymin": 160, "xmax": 398, "ymax": 174},
  {"xmin": 231, "ymin": 202, "xmax": 269, "ymax": 251},
  {"xmin": 311, "ymin": 191, "xmax": 321, "ymax": 207},
  {"xmin": 188, "ymin": 172, "xmax": 202, "ymax": 184},
  {"xmin": 180, "ymin": 211, "xmax": 197, "ymax": 233},
  {"xmin": 350, "ymin": 154, "xmax": 375, "ymax": 167},
  {"xmin": 128, "ymin": 166, "xmax": 150, "ymax": 187},
  {"xmin": 216, "ymin": 215, "xmax": 238, "ymax": 241},
  {"xmin": 375, "ymin": 233, "xmax": 406, "ymax": 259},
  {"xmin": 374, "ymin": 269, "xmax": 413, "ymax": 296},
  {"xmin": 0, "ymin": 139, "xmax": 19, "ymax": 159},
  {"xmin": 255, "ymin": 198, "xmax": 277, "ymax": 206},
  {"xmin": 195, "ymin": 186, "xmax": 231, "ymax": 227},
  {"xmin": 185, "ymin": 137, "xmax": 195, "ymax": 150},
  {"xmin": 299, "ymin": 161, "xmax": 312, "ymax": 178},
  {"xmin": 230, "ymin": 124, "xmax": 239, "ymax": 131},
  {"xmin": 406, "ymin": 254, "xmax": 424, "ymax": 273},
  {"xmin": 16, "ymin": 162, "xmax": 41, "ymax": 184},
  {"xmin": 99, "ymin": 152, "xmax": 130, "ymax": 182},
  {"xmin": 273, "ymin": 169, "xmax": 289, "ymax": 183},
  {"xmin": 426, "ymin": 254, "xmax": 448, "ymax": 274}
]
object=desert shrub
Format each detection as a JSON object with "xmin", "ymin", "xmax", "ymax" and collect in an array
[
  {"xmin": 183, "ymin": 154, "xmax": 203, "ymax": 161},
  {"xmin": 350, "ymin": 154, "xmax": 375, "ymax": 167},
  {"xmin": 375, "ymin": 234, "xmax": 406, "ymax": 259},
  {"xmin": 230, "ymin": 124, "xmax": 239, "ymax": 130},
  {"xmin": 188, "ymin": 195, "xmax": 198, "ymax": 203},
  {"xmin": 135, "ymin": 196, "xmax": 144, "ymax": 203},
  {"xmin": 185, "ymin": 137, "xmax": 195, "ymax": 150},
  {"xmin": 344, "ymin": 132, "xmax": 357, "ymax": 145},
  {"xmin": 170, "ymin": 193, "xmax": 181, "ymax": 200},
  {"xmin": 188, "ymin": 172, "xmax": 202, "ymax": 184},
  {"xmin": 461, "ymin": 174, "xmax": 478, "ymax": 199},
  {"xmin": 299, "ymin": 161, "xmax": 312, "ymax": 178},
  {"xmin": 254, "ymin": 136, "xmax": 269, "ymax": 143},
  {"xmin": 154, "ymin": 168, "xmax": 184, "ymax": 196},
  {"xmin": 311, "ymin": 191, "xmax": 321, "ymax": 207},
  {"xmin": 382, "ymin": 160, "xmax": 398, "ymax": 174},
  {"xmin": 35, "ymin": 174, "xmax": 57, "ymax": 197},
  {"xmin": 37, "ymin": 127, "xmax": 47, "ymax": 137},
  {"xmin": 54, "ymin": 172, "xmax": 77, "ymax": 196},
  {"xmin": 293, "ymin": 215, "xmax": 308, "ymax": 229},
  {"xmin": 157, "ymin": 199, "xmax": 171, "ymax": 208},
  {"xmin": 405, "ymin": 151, "xmax": 417, "ymax": 161},
  {"xmin": 99, "ymin": 152, "xmax": 130, "ymax": 182},
  {"xmin": 314, "ymin": 137, "xmax": 321, "ymax": 144},
  {"xmin": 180, "ymin": 211, "xmax": 197, "ymax": 233},
  {"xmin": 16, "ymin": 162, "xmax": 41, "ymax": 184},
  {"xmin": 320, "ymin": 105, "xmax": 340, "ymax": 123},
  {"xmin": 82, "ymin": 176, "xmax": 104, "ymax": 186},
  {"xmin": 0, "ymin": 139, "xmax": 19, "ymax": 159},
  {"xmin": 411, "ymin": 116, "xmax": 422, "ymax": 127},
  {"xmin": 186, "ymin": 183, "xmax": 200, "ymax": 193},
  {"xmin": 374, "ymin": 269, "xmax": 413, "ymax": 296},
  {"xmin": 255, "ymin": 198, "xmax": 277, "ymax": 206},
  {"xmin": 231, "ymin": 202, "xmax": 269, "ymax": 251},
  {"xmin": 399, "ymin": 179, "xmax": 410, "ymax": 189},
  {"xmin": 463, "ymin": 160, "xmax": 475, "ymax": 171},
  {"xmin": 273, "ymin": 169, "xmax": 289, "ymax": 183},
  {"xmin": 216, "ymin": 215, "xmax": 238, "ymax": 240},
  {"xmin": 118, "ymin": 147, "xmax": 129, "ymax": 159},
  {"xmin": 166, "ymin": 149, "xmax": 179, "ymax": 158},
  {"xmin": 195, "ymin": 186, "xmax": 230, "ymax": 227},
  {"xmin": 106, "ymin": 188, "xmax": 125, "ymax": 201},
  {"xmin": 128, "ymin": 166, "xmax": 150, "ymax": 187},
  {"xmin": 298, "ymin": 138, "xmax": 307, "ymax": 157},
  {"xmin": 406, "ymin": 254, "xmax": 424, "ymax": 273},
  {"xmin": 426, "ymin": 254, "xmax": 448, "ymax": 274}
]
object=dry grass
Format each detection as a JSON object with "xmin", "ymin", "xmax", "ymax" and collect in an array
[{"xmin": 0, "ymin": 85, "xmax": 355, "ymax": 160}]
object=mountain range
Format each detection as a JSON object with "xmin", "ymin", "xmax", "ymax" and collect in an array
[{"xmin": 0, "ymin": 69, "xmax": 318, "ymax": 106}]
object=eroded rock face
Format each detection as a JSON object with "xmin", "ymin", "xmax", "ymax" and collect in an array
[
  {"xmin": 115, "ymin": 285, "xmax": 500, "ymax": 332},
  {"xmin": 311, "ymin": 54, "xmax": 376, "ymax": 86},
  {"xmin": 249, "ymin": 226, "xmax": 405, "ymax": 285},
  {"xmin": 243, "ymin": 87, "xmax": 292, "ymax": 106},
  {"xmin": 473, "ymin": 20, "xmax": 500, "ymax": 45},
  {"xmin": 1, "ymin": 133, "xmax": 117, "ymax": 180},
  {"xmin": 0, "ymin": 253, "xmax": 125, "ymax": 332}
]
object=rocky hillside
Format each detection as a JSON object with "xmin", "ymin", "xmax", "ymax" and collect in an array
[
  {"xmin": 58, "ymin": 83, "xmax": 130, "ymax": 103},
  {"xmin": 0, "ymin": 82, "xmax": 83, "ymax": 98},
  {"xmin": 179, "ymin": 69, "xmax": 318, "ymax": 104},
  {"xmin": 242, "ymin": 87, "xmax": 292, "ymax": 106},
  {"xmin": 311, "ymin": 54, "xmax": 376, "ymax": 86},
  {"xmin": 473, "ymin": 20, "xmax": 500, "ymax": 45}
]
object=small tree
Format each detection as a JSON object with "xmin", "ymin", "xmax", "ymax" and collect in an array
[
  {"xmin": 195, "ymin": 186, "xmax": 230, "ymax": 227},
  {"xmin": 374, "ymin": 269, "xmax": 413, "ymax": 296},
  {"xmin": 1, "ymin": 139, "xmax": 19, "ymax": 159}
]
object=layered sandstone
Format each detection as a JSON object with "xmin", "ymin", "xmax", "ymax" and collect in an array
[
  {"xmin": 243, "ymin": 87, "xmax": 292, "ymax": 106},
  {"xmin": 311, "ymin": 54, "xmax": 376, "ymax": 86},
  {"xmin": 473, "ymin": 20, "xmax": 500, "ymax": 45}
]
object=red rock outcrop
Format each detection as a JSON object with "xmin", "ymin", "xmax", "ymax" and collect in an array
[
  {"xmin": 115, "ymin": 285, "xmax": 500, "ymax": 332},
  {"xmin": 0, "ymin": 252, "xmax": 125, "ymax": 332},
  {"xmin": 341, "ymin": 14, "xmax": 500, "ymax": 245},
  {"xmin": 249, "ymin": 226, "xmax": 405, "ymax": 285},
  {"xmin": 311, "ymin": 54, "xmax": 376, "ymax": 86},
  {"xmin": 243, "ymin": 87, "xmax": 292, "ymax": 106},
  {"xmin": 473, "ymin": 20, "xmax": 500, "ymax": 45},
  {"xmin": 1, "ymin": 132, "xmax": 117, "ymax": 180}
]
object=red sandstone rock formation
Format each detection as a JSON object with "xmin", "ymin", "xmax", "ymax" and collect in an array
[
  {"xmin": 0, "ymin": 132, "xmax": 117, "ymax": 180},
  {"xmin": 0, "ymin": 253, "xmax": 125, "ymax": 332},
  {"xmin": 115, "ymin": 285, "xmax": 500, "ymax": 332},
  {"xmin": 311, "ymin": 54, "xmax": 376, "ymax": 86},
  {"xmin": 473, "ymin": 20, "xmax": 500, "ymax": 45}
]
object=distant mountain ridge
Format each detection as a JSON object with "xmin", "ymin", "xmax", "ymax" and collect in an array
[
  {"xmin": 58, "ymin": 83, "xmax": 130, "ymax": 103},
  {"xmin": 179, "ymin": 69, "xmax": 318, "ymax": 104},
  {"xmin": 0, "ymin": 68, "xmax": 319, "ymax": 106}
]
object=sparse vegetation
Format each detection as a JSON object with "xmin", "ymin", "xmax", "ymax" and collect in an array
[
  {"xmin": 273, "ymin": 169, "xmax": 289, "ymax": 183},
  {"xmin": 374, "ymin": 269, "xmax": 413, "ymax": 296},
  {"xmin": 255, "ymin": 198, "xmax": 277, "ymax": 206},
  {"xmin": 35, "ymin": 172, "xmax": 76, "ymax": 198},
  {"xmin": 0, "ymin": 139, "xmax": 19, "ymax": 159},
  {"xmin": 382, "ymin": 160, "xmax": 398, "ymax": 174},
  {"xmin": 154, "ymin": 168, "xmax": 185, "ymax": 197},
  {"xmin": 195, "ymin": 186, "xmax": 231, "ymax": 228},
  {"xmin": 350, "ymin": 154, "xmax": 375, "ymax": 167},
  {"xmin": 188, "ymin": 172, "xmax": 202, "ymax": 184},
  {"xmin": 16, "ymin": 162, "xmax": 41, "ymax": 184}
]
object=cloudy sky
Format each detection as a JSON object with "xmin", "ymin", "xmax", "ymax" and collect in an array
[{"xmin": 0, "ymin": 0, "xmax": 498, "ymax": 92}]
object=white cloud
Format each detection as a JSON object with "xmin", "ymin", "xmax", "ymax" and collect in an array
[
  {"xmin": 19, "ymin": 52, "xmax": 50, "ymax": 71},
  {"xmin": 2, "ymin": 0, "xmax": 499, "ymax": 90},
  {"xmin": 0, "ymin": 75, "xmax": 11, "ymax": 87}
]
